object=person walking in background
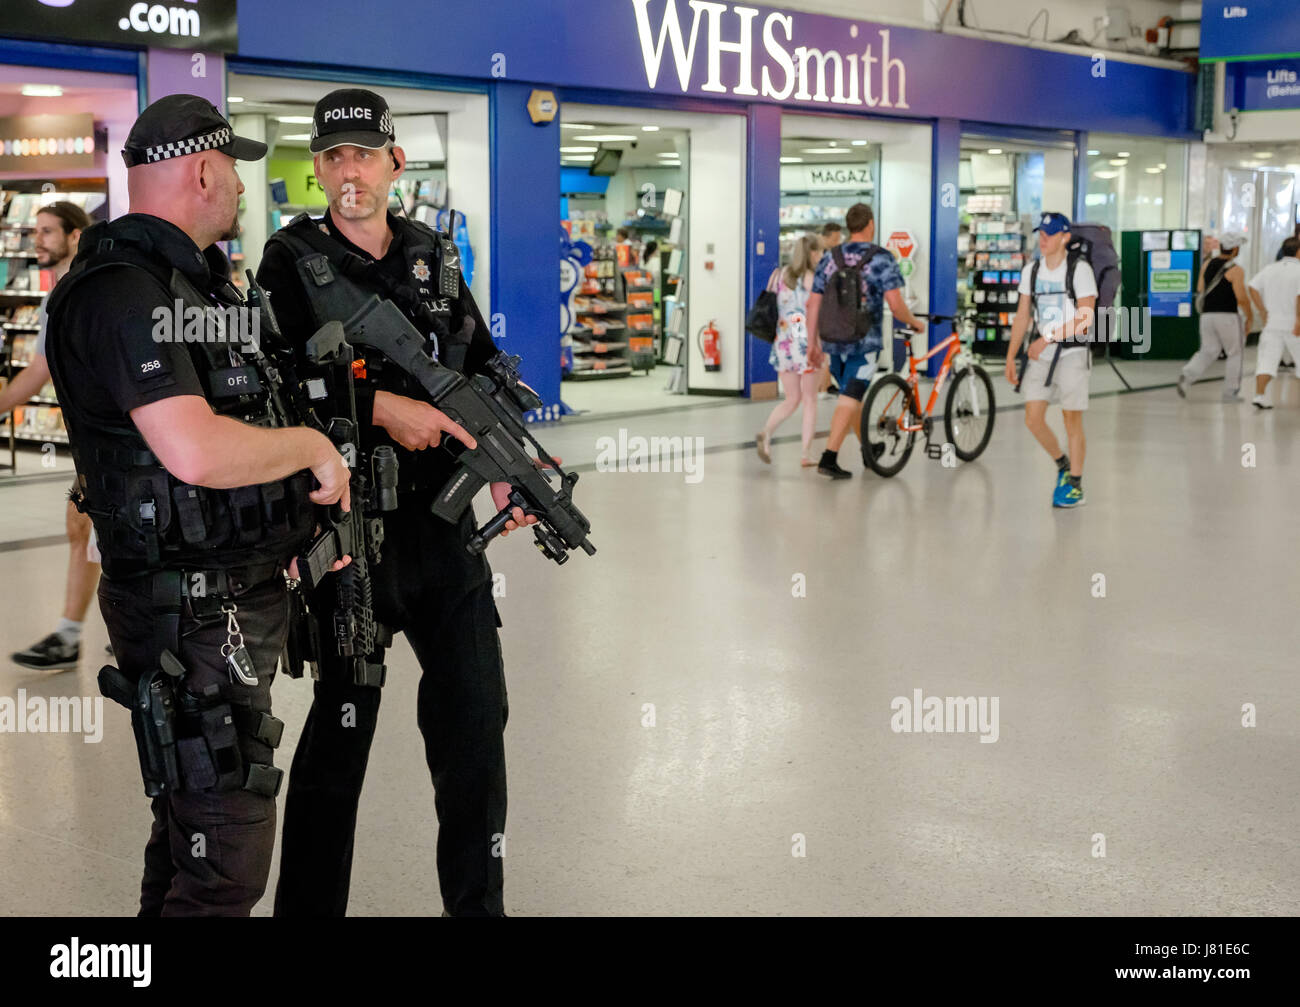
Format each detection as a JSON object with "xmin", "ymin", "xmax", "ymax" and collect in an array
[
  {"xmin": 1, "ymin": 202, "xmax": 98, "ymax": 670},
  {"xmin": 1177, "ymin": 232, "xmax": 1252, "ymax": 402},
  {"xmin": 756, "ymin": 234, "xmax": 822, "ymax": 467},
  {"xmin": 1246, "ymin": 237, "xmax": 1300, "ymax": 409},
  {"xmin": 805, "ymin": 203, "xmax": 925, "ymax": 480}
]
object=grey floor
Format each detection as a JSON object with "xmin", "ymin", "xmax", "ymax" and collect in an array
[{"xmin": 1, "ymin": 356, "xmax": 1297, "ymax": 916}]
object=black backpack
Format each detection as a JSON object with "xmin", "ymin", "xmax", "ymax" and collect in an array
[
  {"xmin": 819, "ymin": 243, "xmax": 887, "ymax": 343},
  {"xmin": 1025, "ymin": 223, "xmax": 1120, "ymax": 383}
]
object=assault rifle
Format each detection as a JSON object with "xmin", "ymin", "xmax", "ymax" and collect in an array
[{"xmin": 337, "ymin": 294, "xmax": 595, "ymax": 564}]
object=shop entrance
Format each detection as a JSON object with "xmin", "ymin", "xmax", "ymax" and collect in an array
[
  {"xmin": 225, "ymin": 73, "xmax": 489, "ymax": 308},
  {"xmin": 777, "ymin": 114, "xmax": 932, "ymax": 375},
  {"xmin": 559, "ymin": 103, "xmax": 745, "ymax": 417},
  {"xmin": 0, "ymin": 65, "xmax": 137, "ymax": 474}
]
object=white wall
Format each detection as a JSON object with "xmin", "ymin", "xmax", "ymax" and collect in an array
[
  {"xmin": 1041, "ymin": 147, "xmax": 1075, "ymax": 217},
  {"xmin": 442, "ymin": 93, "xmax": 491, "ymax": 310},
  {"xmin": 782, "ymin": 113, "xmax": 931, "ymax": 366},
  {"xmin": 231, "ymin": 113, "xmax": 269, "ymax": 278},
  {"xmin": 777, "ymin": 0, "xmax": 1185, "ymax": 60},
  {"xmin": 566, "ymin": 103, "xmax": 749, "ymax": 393}
]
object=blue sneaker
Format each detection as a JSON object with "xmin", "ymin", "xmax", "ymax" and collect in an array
[{"xmin": 1053, "ymin": 478, "xmax": 1084, "ymax": 508}]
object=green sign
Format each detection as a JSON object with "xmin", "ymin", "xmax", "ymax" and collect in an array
[
  {"xmin": 1150, "ymin": 270, "xmax": 1191, "ymax": 292},
  {"xmin": 267, "ymin": 157, "xmax": 327, "ymax": 208},
  {"xmin": 899, "ymin": 259, "xmax": 915, "ymax": 278}
]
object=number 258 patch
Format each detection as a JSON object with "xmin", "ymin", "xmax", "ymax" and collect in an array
[{"xmin": 140, "ymin": 359, "xmax": 161, "ymax": 374}]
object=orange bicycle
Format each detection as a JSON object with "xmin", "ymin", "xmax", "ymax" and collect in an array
[{"xmin": 860, "ymin": 312, "xmax": 995, "ymax": 477}]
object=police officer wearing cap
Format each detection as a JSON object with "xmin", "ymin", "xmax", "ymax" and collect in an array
[
  {"xmin": 257, "ymin": 88, "xmax": 522, "ymax": 918},
  {"xmin": 43, "ymin": 94, "xmax": 352, "ymax": 916}
]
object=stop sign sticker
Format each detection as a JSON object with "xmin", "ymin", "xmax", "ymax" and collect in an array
[{"xmin": 887, "ymin": 230, "xmax": 916, "ymax": 259}]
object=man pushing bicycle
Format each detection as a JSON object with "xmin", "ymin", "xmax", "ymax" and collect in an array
[{"xmin": 805, "ymin": 202, "xmax": 926, "ymax": 480}]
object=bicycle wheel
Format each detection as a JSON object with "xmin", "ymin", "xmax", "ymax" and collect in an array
[
  {"xmin": 943, "ymin": 364, "xmax": 996, "ymax": 461},
  {"xmin": 861, "ymin": 373, "xmax": 916, "ymax": 477}
]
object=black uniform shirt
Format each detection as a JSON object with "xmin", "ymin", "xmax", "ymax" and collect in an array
[
  {"xmin": 256, "ymin": 210, "xmax": 495, "ymax": 494},
  {"xmin": 45, "ymin": 214, "xmax": 226, "ymax": 430},
  {"xmin": 257, "ymin": 211, "xmax": 497, "ymax": 594}
]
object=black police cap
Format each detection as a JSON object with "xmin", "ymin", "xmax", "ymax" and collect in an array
[
  {"xmin": 310, "ymin": 88, "xmax": 395, "ymax": 153},
  {"xmin": 122, "ymin": 94, "xmax": 266, "ymax": 169}
]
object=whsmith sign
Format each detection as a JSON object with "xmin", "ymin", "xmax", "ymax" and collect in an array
[
  {"xmin": 0, "ymin": 0, "xmax": 238, "ymax": 54},
  {"xmin": 234, "ymin": 0, "xmax": 1198, "ymax": 138},
  {"xmin": 633, "ymin": 1, "xmax": 911, "ymax": 108}
]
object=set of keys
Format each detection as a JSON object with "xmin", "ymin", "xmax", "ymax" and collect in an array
[{"xmin": 221, "ymin": 603, "xmax": 259, "ymax": 686}]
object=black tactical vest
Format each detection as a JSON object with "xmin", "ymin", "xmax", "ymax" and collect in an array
[
  {"xmin": 266, "ymin": 212, "xmax": 474, "ymax": 382},
  {"xmin": 45, "ymin": 218, "xmax": 315, "ymax": 579}
]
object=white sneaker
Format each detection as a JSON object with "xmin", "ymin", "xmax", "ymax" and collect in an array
[{"xmin": 1252, "ymin": 394, "xmax": 1274, "ymax": 410}]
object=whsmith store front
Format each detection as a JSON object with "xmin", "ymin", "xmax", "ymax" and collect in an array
[{"xmin": 0, "ymin": 1, "xmax": 1197, "ymax": 420}]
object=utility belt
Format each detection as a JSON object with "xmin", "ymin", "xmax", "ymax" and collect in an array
[{"xmin": 97, "ymin": 564, "xmax": 287, "ymax": 800}]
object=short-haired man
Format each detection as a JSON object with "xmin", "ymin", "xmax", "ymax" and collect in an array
[
  {"xmin": 1005, "ymin": 212, "xmax": 1097, "ymax": 509},
  {"xmin": 820, "ymin": 221, "xmax": 843, "ymax": 248},
  {"xmin": 257, "ymin": 88, "xmax": 520, "ymax": 917},
  {"xmin": 1, "ymin": 201, "xmax": 98, "ymax": 670},
  {"xmin": 44, "ymin": 94, "xmax": 350, "ymax": 915},
  {"xmin": 805, "ymin": 202, "xmax": 925, "ymax": 479},
  {"xmin": 1246, "ymin": 236, "xmax": 1300, "ymax": 409}
]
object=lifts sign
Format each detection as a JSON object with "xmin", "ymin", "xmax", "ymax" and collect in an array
[{"xmin": 631, "ymin": 1, "xmax": 910, "ymax": 109}]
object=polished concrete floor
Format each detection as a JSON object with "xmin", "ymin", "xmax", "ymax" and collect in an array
[{"xmin": 1, "ymin": 357, "xmax": 1297, "ymax": 916}]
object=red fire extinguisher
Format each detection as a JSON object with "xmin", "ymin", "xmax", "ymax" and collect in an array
[{"xmin": 697, "ymin": 320, "xmax": 721, "ymax": 372}]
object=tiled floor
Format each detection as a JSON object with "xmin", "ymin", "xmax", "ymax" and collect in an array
[{"xmin": 1, "ymin": 357, "xmax": 1297, "ymax": 916}]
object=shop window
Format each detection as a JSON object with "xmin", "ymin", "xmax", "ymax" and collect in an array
[{"xmin": 1085, "ymin": 134, "xmax": 1187, "ymax": 234}]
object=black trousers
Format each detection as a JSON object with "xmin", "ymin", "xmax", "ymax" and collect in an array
[
  {"xmin": 98, "ymin": 574, "xmax": 288, "ymax": 917},
  {"xmin": 275, "ymin": 504, "xmax": 508, "ymax": 917}
]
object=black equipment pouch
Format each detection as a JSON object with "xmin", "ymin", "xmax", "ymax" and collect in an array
[
  {"xmin": 175, "ymin": 685, "xmax": 244, "ymax": 793},
  {"xmin": 282, "ymin": 582, "xmax": 320, "ymax": 680}
]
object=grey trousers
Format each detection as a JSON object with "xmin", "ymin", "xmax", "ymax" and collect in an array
[{"xmin": 1183, "ymin": 312, "xmax": 1245, "ymax": 394}]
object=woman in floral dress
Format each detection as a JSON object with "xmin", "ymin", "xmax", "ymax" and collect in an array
[{"xmin": 756, "ymin": 234, "xmax": 822, "ymax": 467}]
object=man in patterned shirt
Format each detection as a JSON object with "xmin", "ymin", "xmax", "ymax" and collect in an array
[{"xmin": 805, "ymin": 203, "xmax": 924, "ymax": 479}]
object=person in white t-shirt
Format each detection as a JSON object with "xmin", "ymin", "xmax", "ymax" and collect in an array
[
  {"xmin": 1246, "ymin": 236, "xmax": 1300, "ymax": 409},
  {"xmin": 1005, "ymin": 212, "xmax": 1097, "ymax": 509},
  {"xmin": 0, "ymin": 202, "xmax": 97, "ymax": 670}
]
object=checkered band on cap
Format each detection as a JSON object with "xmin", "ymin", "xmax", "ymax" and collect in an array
[
  {"xmin": 137, "ymin": 126, "xmax": 232, "ymax": 164},
  {"xmin": 379, "ymin": 110, "xmax": 393, "ymax": 136}
]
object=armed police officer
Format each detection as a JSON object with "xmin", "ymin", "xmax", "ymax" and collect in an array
[
  {"xmin": 43, "ymin": 95, "xmax": 351, "ymax": 916},
  {"xmin": 258, "ymin": 89, "xmax": 529, "ymax": 918}
]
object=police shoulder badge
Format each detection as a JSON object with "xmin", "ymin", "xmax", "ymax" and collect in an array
[{"xmin": 413, "ymin": 258, "xmax": 432, "ymax": 281}]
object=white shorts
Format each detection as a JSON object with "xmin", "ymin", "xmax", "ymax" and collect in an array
[
  {"xmin": 1254, "ymin": 328, "xmax": 1300, "ymax": 378},
  {"xmin": 1021, "ymin": 349, "xmax": 1089, "ymax": 411}
]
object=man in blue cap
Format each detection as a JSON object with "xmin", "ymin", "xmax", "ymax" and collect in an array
[{"xmin": 1005, "ymin": 212, "xmax": 1097, "ymax": 508}]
